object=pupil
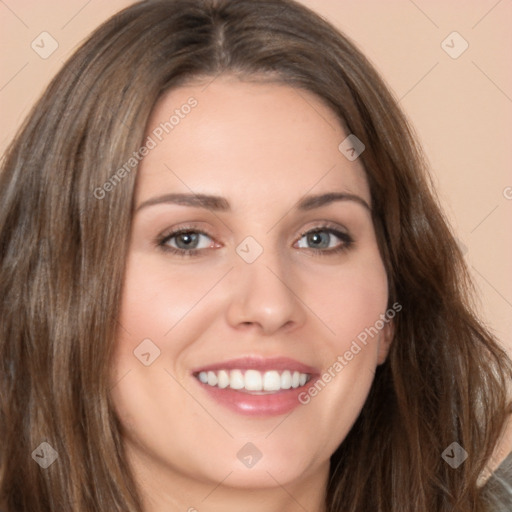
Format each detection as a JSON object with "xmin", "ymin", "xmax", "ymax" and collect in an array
[
  {"xmin": 309, "ymin": 232, "xmax": 328, "ymax": 248},
  {"xmin": 177, "ymin": 232, "xmax": 198, "ymax": 249}
]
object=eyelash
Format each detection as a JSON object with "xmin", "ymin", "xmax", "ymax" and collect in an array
[{"xmin": 156, "ymin": 224, "xmax": 354, "ymax": 258}]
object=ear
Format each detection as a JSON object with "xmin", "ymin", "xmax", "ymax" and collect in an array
[{"xmin": 377, "ymin": 319, "xmax": 394, "ymax": 365}]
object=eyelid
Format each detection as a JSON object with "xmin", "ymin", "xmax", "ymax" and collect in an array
[
  {"xmin": 156, "ymin": 220, "xmax": 353, "ymax": 257},
  {"xmin": 294, "ymin": 223, "xmax": 353, "ymax": 254},
  {"xmin": 297, "ymin": 220, "xmax": 350, "ymax": 237},
  {"xmin": 158, "ymin": 225, "xmax": 219, "ymax": 251},
  {"xmin": 158, "ymin": 221, "xmax": 218, "ymax": 240},
  {"xmin": 160, "ymin": 226, "xmax": 211, "ymax": 241}
]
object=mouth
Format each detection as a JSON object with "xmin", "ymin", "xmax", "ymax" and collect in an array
[
  {"xmin": 194, "ymin": 368, "xmax": 312, "ymax": 393},
  {"xmin": 191, "ymin": 356, "xmax": 318, "ymax": 416}
]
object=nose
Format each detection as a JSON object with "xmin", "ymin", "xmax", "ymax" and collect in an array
[{"xmin": 225, "ymin": 249, "xmax": 307, "ymax": 336}]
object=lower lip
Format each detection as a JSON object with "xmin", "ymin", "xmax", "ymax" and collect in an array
[{"xmin": 194, "ymin": 378, "xmax": 315, "ymax": 416}]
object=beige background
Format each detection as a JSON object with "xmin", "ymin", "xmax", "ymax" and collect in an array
[{"xmin": 1, "ymin": 0, "xmax": 511, "ymax": 458}]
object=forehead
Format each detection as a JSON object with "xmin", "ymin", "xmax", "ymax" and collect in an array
[{"xmin": 136, "ymin": 76, "xmax": 370, "ymax": 209}]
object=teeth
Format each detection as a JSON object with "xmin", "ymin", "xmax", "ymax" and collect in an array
[
  {"xmin": 263, "ymin": 370, "xmax": 281, "ymax": 391},
  {"xmin": 245, "ymin": 369, "xmax": 262, "ymax": 391},
  {"xmin": 281, "ymin": 370, "xmax": 291, "ymax": 389},
  {"xmin": 217, "ymin": 369, "xmax": 229, "ymax": 389},
  {"xmin": 196, "ymin": 369, "xmax": 311, "ymax": 392},
  {"xmin": 230, "ymin": 369, "xmax": 244, "ymax": 390},
  {"xmin": 207, "ymin": 371, "xmax": 218, "ymax": 386}
]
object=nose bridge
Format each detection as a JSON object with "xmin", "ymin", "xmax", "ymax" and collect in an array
[
  {"xmin": 225, "ymin": 234, "xmax": 304, "ymax": 334},
  {"xmin": 237, "ymin": 236, "xmax": 293, "ymax": 303}
]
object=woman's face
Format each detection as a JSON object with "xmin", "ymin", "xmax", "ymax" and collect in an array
[{"xmin": 110, "ymin": 75, "xmax": 393, "ymax": 499}]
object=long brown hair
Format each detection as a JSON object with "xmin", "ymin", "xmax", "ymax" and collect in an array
[{"xmin": 1, "ymin": 0, "xmax": 510, "ymax": 510}]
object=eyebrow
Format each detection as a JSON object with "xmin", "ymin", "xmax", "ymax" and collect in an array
[{"xmin": 135, "ymin": 191, "xmax": 371, "ymax": 213}]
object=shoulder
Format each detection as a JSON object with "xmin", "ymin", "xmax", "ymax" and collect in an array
[{"xmin": 482, "ymin": 451, "xmax": 512, "ymax": 511}]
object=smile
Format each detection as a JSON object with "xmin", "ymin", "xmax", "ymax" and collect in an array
[
  {"xmin": 191, "ymin": 356, "xmax": 319, "ymax": 416},
  {"xmin": 195, "ymin": 369, "xmax": 311, "ymax": 393}
]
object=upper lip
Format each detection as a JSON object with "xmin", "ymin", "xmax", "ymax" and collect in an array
[{"xmin": 191, "ymin": 356, "xmax": 319, "ymax": 375}]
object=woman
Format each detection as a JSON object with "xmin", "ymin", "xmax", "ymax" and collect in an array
[{"xmin": 0, "ymin": 0, "xmax": 511, "ymax": 510}]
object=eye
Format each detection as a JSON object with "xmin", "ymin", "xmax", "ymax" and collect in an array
[
  {"xmin": 156, "ymin": 224, "xmax": 353, "ymax": 258},
  {"xmin": 157, "ymin": 228, "xmax": 216, "ymax": 256},
  {"xmin": 295, "ymin": 226, "xmax": 353, "ymax": 254}
]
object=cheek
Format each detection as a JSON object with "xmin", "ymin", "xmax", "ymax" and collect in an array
[
  {"xmin": 294, "ymin": 251, "xmax": 388, "ymax": 424},
  {"xmin": 307, "ymin": 253, "xmax": 388, "ymax": 420},
  {"xmin": 115, "ymin": 252, "xmax": 220, "ymax": 353},
  {"xmin": 301, "ymin": 251, "xmax": 388, "ymax": 351},
  {"xmin": 110, "ymin": 253, "xmax": 189, "ymax": 391}
]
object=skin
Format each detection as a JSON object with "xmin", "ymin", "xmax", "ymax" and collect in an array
[{"xmin": 110, "ymin": 75, "xmax": 393, "ymax": 512}]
